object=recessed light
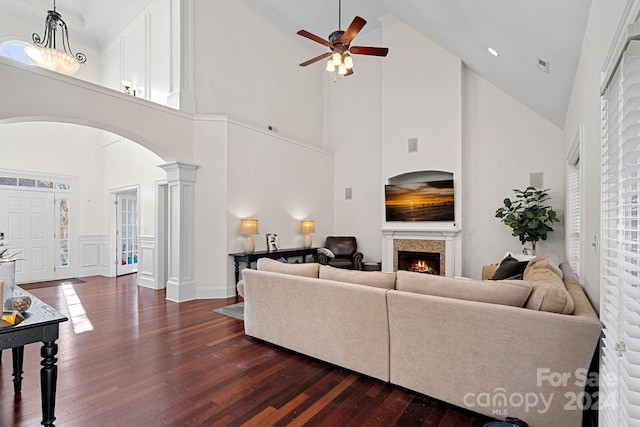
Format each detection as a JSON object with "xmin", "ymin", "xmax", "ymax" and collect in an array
[{"xmin": 487, "ymin": 47, "xmax": 499, "ymax": 57}]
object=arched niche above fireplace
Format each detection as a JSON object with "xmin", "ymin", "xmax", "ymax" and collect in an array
[{"xmin": 387, "ymin": 170, "xmax": 453, "ymax": 185}]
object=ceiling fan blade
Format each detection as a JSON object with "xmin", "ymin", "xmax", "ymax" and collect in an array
[
  {"xmin": 345, "ymin": 68, "xmax": 354, "ymax": 77},
  {"xmin": 299, "ymin": 51, "xmax": 332, "ymax": 67},
  {"xmin": 297, "ymin": 30, "xmax": 333, "ymax": 47},
  {"xmin": 349, "ymin": 46, "xmax": 389, "ymax": 57},
  {"xmin": 340, "ymin": 16, "xmax": 366, "ymax": 45}
]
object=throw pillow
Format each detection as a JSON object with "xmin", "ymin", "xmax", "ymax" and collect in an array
[
  {"xmin": 257, "ymin": 257, "xmax": 320, "ymax": 278},
  {"xmin": 319, "ymin": 265, "xmax": 396, "ymax": 289},
  {"xmin": 524, "ymin": 253, "xmax": 563, "ymax": 278},
  {"xmin": 500, "ymin": 251, "xmax": 537, "ymax": 262},
  {"xmin": 523, "ymin": 259, "xmax": 574, "ymax": 314},
  {"xmin": 490, "ymin": 255, "xmax": 529, "ymax": 280},
  {"xmin": 317, "ymin": 247, "xmax": 335, "ymax": 258}
]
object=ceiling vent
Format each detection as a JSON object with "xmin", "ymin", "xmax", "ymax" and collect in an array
[{"xmin": 537, "ymin": 57, "xmax": 549, "ymax": 74}]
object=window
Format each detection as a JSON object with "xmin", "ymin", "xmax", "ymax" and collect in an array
[
  {"xmin": 600, "ymin": 39, "xmax": 640, "ymax": 426},
  {"xmin": 59, "ymin": 199, "xmax": 70, "ymax": 268},
  {"xmin": 0, "ymin": 40, "xmax": 33, "ymax": 65},
  {"xmin": 566, "ymin": 128, "xmax": 581, "ymax": 276}
]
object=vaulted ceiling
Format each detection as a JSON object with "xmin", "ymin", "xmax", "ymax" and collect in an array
[{"xmin": 3, "ymin": 0, "xmax": 592, "ymax": 128}]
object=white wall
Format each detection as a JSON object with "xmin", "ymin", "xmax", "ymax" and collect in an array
[
  {"xmin": 226, "ymin": 121, "xmax": 334, "ymax": 289},
  {"xmin": 462, "ymin": 69, "xmax": 564, "ymax": 278},
  {"xmin": 381, "ymin": 20, "xmax": 462, "ymax": 187},
  {"xmin": 563, "ymin": 0, "xmax": 630, "ymax": 312},
  {"xmin": 0, "ymin": 122, "xmax": 105, "ymax": 235},
  {"xmin": 193, "ymin": 0, "xmax": 325, "ymax": 148},
  {"xmin": 329, "ymin": 31, "xmax": 384, "ymax": 263}
]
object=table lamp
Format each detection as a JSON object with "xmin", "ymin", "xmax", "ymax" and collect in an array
[
  {"xmin": 300, "ymin": 220, "xmax": 315, "ymax": 248},
  {"xmin": 240, "ymin": 219, "xmax": 259, "ymax": 254}
]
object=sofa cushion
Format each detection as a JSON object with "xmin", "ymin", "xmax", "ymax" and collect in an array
[
  {"xmin": 395, "ymin": 271, "xmax": 532, "ymax": 307},
  {"xmin": 490, "ymin": 255, "xmax": 529, "ymax": 280},
  {"xmin": 257, "ymin": 257, "xmax": 320, "ymax": 278},
  {"xmin": 523, "ymin": 259, "xmax": 574, "ymax": 314},
  {"xmin": 319, "ymin": 265, "xmax": 396, "ymax": 289}
]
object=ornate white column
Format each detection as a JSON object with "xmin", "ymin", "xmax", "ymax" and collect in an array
[{"xmin": 159, "ymin": 161, "xmax": 198, "ymax": 302}]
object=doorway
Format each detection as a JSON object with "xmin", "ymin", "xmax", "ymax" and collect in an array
[{"xmin": 113, "ymin": 188, "xmax": 139, "ymax": 276}]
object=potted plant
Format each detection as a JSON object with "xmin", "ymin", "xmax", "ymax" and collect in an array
[{"xmin": 495, "ymin": 187, "xmax": 559, "ymax": 253}]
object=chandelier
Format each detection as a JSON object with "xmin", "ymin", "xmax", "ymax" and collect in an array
[{"xmin": 24, "ymin": 0, "xmax": 86, "ymax": 76}]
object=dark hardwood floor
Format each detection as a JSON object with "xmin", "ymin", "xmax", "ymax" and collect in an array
[{"xmin": 0, "ymin": 275, "xmax": 495, "ymax": 426}]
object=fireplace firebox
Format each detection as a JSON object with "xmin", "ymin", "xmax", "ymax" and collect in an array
[{"xmin": 397, "ymin": 251, "xmax": 441, "ymax": 275}]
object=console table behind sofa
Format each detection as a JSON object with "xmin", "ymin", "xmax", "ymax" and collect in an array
[{"xmin": 229, "ymin": 247, "xmax": 318, "ymax": 290}]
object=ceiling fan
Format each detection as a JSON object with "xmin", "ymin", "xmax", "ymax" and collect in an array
[{"xmin": 296, "ymin": 1, "xmax": 388, "ymax": 78}]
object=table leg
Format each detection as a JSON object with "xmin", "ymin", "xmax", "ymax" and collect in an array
[
  {"xmin": 12, "ymin": 346, "xmax": 24, "ymax": 393},
  {"xmin": 234, "ymin": 261, "xmax": 240, "ymax": 296},
  {"xmin": 40, "ymin": 341, "xmax": 59, "ymax": 427},
  {"xmin": 234, "ymin": 261, "xmax": 240, "ymax": 285}
]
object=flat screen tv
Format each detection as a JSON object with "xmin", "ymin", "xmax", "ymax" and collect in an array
[{"xmin": 385, "ymin": 179, "xmax": 454, "ymax": 222}]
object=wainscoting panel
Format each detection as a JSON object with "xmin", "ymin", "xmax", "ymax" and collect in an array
[
  {"xmin": 79, "ymin": 235, "xmax": 109, "ymax": 277},
  {"xmin": 138, "ymin": 236, "xmax": 158, "ymax": 289}
]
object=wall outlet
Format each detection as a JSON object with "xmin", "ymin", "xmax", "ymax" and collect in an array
[{"xmin": 345, "ymin": 187, "xmax": 352, "ymax": 200}]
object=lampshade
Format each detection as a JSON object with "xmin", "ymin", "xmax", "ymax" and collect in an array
[
  {"xmin": 300, "ymin": 220, "xmax": 314, "ymax": 248},
  {"xmin": 300, "ymin": 220, "xmax": 315, "ymax": 233},
  {"xmin": 24, "ymin": 45, "xmax": 81, "ymax": 76},
  {"xmin": 240, "ymin": 219, "xmax": 259, "ymax": 235}
]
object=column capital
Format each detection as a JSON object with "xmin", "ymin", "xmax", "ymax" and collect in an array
[{"xmin": 159, "ymin": 161, "xmax": 198, "ymax": 182}]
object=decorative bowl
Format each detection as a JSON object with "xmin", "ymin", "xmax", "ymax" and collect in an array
[{"xmin": 10, "ymin": 296, "xmax": 31, "ymax": 313}]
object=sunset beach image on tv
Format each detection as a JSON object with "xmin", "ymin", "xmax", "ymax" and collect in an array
[{"xmin": 385, "ymin": 180, "xmax": 455, "ymax": 221}]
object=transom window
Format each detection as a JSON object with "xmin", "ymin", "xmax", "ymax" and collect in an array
[{"xmin": 0, "ymin": 40, "xmax": 33, "ymax": 65}]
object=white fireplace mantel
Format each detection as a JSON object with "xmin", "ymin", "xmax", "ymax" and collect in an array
[{"xmin": 381, "ymin": 228, "xmax": 461, "ymax": 277}]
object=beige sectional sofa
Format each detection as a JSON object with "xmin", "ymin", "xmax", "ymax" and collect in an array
[{"xmin": 238, "ymin": 255, "xmax": 601, "ymax": 427}]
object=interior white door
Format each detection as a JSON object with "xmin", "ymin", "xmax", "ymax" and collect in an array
[
  {"xmin": 0, "ymin": 189, "xmax": 55, "ymax": 283},
  {"xmin": 116, "ymin": 192, "xmax": 138, "ymax": 276}
]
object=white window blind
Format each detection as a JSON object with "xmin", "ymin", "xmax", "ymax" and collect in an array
[
  {"xmin": 567, "ymin": 149, "xmax": 581, "ymax": 276},
  {"xmin": 601, "ymin": 39, "xmax": 640, "ymax": 427}
]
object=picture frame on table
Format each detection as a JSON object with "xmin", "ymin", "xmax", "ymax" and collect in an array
[{"xmin": 266, "ymin": 233, "xmax": 280, "ymax": 251}]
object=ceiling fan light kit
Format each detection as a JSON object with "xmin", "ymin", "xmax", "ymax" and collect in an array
[{"xmin": 297, "ymin": 1, "xmax": 388, "ymax": 81}]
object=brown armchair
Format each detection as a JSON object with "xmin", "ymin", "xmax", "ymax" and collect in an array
[{"xmin": 316, "ymin": 236, "xmax": 364, "ymax": 270}]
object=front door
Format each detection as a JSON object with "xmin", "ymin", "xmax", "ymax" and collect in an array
[{"xmin": 0, "ymin": 189, "xmax": 55, "ymax": 283}]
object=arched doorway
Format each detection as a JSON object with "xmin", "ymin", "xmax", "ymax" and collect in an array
[{"xmin": 0, "ymin": 121, "xmax": 165, "ymax": 285}]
